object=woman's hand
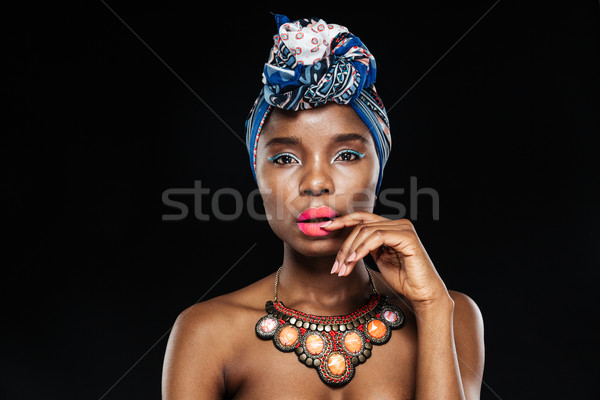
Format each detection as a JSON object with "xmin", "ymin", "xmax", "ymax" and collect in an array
[
  {"xmin": 322, "ymin": 211, "xmax": 452, "ymax": 309},
  {"xmin": 324, "ymin": 212, "xmax": 484, "ymax": 399}
]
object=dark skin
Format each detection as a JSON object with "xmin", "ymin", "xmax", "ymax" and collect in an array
[{"xmin": 162, "ymin": 103, "xmax": 485, "ymax": 400}]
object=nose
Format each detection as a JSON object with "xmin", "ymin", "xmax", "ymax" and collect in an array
[{"xmin": 299, "ymin": 159, "xmax": 334, "ymax": 196}]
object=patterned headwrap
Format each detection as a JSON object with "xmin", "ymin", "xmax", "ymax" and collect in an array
[{"xmin": 245, "ymin": 14, "xmax": 392, "ymax": 194}]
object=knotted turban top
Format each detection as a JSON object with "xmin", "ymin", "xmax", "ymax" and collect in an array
[{"xmin": 245, "ymin": 14, "xmax": 392, "ymax": 194}]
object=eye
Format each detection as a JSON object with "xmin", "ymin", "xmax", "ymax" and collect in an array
[
  {"xmin": 332, "ymin": 149, "xmax": 365, "ymax": 163},
  {"xmin": 268, "ymin": 152, "xmax": 301, "ymax": 165}
]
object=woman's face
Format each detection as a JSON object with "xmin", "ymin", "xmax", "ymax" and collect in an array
[{"xmin": 255, "ymin": 103, "xmax": 380, "ymax": 257}]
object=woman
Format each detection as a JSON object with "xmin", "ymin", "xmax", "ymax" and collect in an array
[{"xmin": 162, "ymin": 15, "xmax": 484, "ymax": 399}]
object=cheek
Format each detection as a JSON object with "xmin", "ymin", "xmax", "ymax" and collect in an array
[
  {"xmin": 361, "ymin": 152, "xmax": 380, "ymax": 192},
  {"xmin": 256, "ymin": 155, "xmax": 300, "ymax": 197},
  {"xmin": 256, "ymin": 166, "xmax": 290, "ymax": 204},
  {"xmin": 256, "ymin": 169, "xmax": 294, "ymax": 224},
  {"xmin": 336, "ymin": 156, "xmax": 379, "ymax": 189},
  {"xmin": 334, "ymin": 157, "xmax": 379, "ymax": 212},
  {"xmin": 346, "ymin": 190, "xmax": 377, "ymax": 213},
  {"xmin": 258, "ymin": 189, "xmax": 296, "ymax": 245}
]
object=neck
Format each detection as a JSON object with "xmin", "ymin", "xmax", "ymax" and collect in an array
[{"xmin": 275, "ymin": 243, "xmax": 374, "ymax": 316}]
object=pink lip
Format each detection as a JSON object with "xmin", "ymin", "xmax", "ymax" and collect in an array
[{"xmin": 297, "ymin": 206, "xmax": 339, "ymax": 237}]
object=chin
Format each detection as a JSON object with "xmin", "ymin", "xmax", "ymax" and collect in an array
[
  {"xmin": 288, "ymin": 241, "xmax": 339, "ymax": 258},
  {"xmin": 272, "ymin": 224, "xmax": 342, "ymax": 257}
]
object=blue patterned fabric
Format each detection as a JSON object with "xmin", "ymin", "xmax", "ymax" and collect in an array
[{"xmin": 245, "ymin": 15, "xmax": 392, "ymax": 194}]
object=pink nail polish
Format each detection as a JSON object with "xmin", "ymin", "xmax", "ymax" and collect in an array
[
  {"xmin": 338, "ymin": 263, "xmax": 347, "ymax": 276},
  {"xmin": 331, "ymin": 260, "xmax": 339, "ymax": 274}
]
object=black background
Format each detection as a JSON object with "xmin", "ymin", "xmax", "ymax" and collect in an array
[{"xmin": 4, "ymin": 1, "xmax": 599, "ymax": 399}]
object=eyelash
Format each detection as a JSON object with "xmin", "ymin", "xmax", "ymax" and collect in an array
[
  {"xmin": 268, "ymin": 150, "xmax": 365, "ymax": 165},
  {"xmin": 268, "ymin": 152, "xmax": 299, "ymax": 165},
  {"xmin": 332, "ymin": 149, "xmax": 365, "ymax": 162}
]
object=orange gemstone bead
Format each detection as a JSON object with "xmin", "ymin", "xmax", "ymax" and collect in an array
[
  {"xmin": 305, "ymin": 334, "xmax": 324, "ymax": 355},
  {"xmin": 367, "ymin": 319, "xmax": 386, "ymax": 338},
  {"xmin": 278, "ymin": 326, "xmax": 298, "ymax": 346},
  {"xmin": 344, "ymin": 332, "xmax": 362, "ymax": 353},
  {"xmin": 327, "ymin": 353, "xmax": 346, "ymax": 376}
]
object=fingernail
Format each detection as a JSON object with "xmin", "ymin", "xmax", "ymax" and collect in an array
[
  {"xmin": 320, "ymin": 220, "xmax": 333, "ymax": 228},
  {"xmin": 330, "ymin": 260, "xmax": 339, "ymax": 274},
  {"xmin": 338, "ymin": 263, "xmax": 347, "ymax": 277},
  {"xmin": 346, "ymin": 251, "xmax": 356, "ymax": 263}
]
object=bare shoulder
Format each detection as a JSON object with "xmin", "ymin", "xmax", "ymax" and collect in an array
[
  {"xmin": 448, "ymin": 289, "xmax": 485, "ymax": 399},
  {"xmin": 448, "ymin": 290, "xmax": 484, "ymax": 331},
  {"xmin": 162, "ymin": 273, "xmax": 275, "ymax": 399},
  {"xmin": 170, "ymin": 272, "xmax": 275, "ymax": 345}
]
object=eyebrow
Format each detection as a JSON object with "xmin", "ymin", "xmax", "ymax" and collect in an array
[
  {"xmin": 263, "ymin": 135, "xmax": 302, "ymax": 149},
  {"xmin": 331, "ymin": 133, "xmax": 369, "ymax": 144},
  {"xmin": 263, "ymin": 133, "xmax": 368, "ymax": 148}
]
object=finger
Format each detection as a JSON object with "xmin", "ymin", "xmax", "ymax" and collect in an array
[
  {"xmin": 331, "ymin": 219, "xmax": 414, "ymax": 274},
  {"xmin": 331, "ymin": 219, "xmax": 413, "ymax": 274},
  {"xmin": 321, "ymin": 210, "xmax": 389, "ymax": 231},
  {"xmin": 331, "ymin": 222, "xmax": 363, "ymax": 274},
  {"xmin": 339, "ymin": 227, "xmax": 410, "ymax": 277}
]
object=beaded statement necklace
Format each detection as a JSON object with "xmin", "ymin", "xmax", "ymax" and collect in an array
[{"xmin": 255, "ymin": 265, "xmax": 405, "ymax": 386}]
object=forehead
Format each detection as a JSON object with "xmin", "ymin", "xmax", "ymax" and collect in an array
[{"xmin": 259, "ymin": 103, "xmax": 373, "ymax": 146}]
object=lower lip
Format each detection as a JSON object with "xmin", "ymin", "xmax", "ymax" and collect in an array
[{"xmin": 297, "ymin": 221, "xmax": 332, "ymax": 237}]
